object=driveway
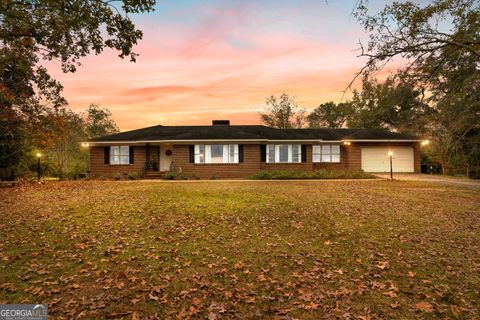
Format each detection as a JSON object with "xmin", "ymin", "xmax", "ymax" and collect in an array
[{"xmin": 373, "ymin": 173, "xmax": 480, "ymax": 188}]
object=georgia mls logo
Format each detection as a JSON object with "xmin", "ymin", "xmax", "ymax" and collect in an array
[
  {"xmin": 0, "ymin": 304, "xmax": 48, "ymax": 320},
  {"xmin": 32, "ymin": 305, "xmax": 47, "ymax": 317}
]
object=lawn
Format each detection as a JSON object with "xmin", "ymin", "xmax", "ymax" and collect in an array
[{"xmin": 0, "ymin": 180, "xmax": 479, "ymax": 319}]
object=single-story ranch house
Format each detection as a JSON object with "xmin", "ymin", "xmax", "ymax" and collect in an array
[{"xmin": 86, "ymin": 120, "xmax": 423, "ymax": 179}]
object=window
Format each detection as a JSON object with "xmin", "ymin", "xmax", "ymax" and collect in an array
[
  {"xmin": 110, "ymin": 146, "xmax": 130, "ymax": 165},
  {"xmin": 195, "ymin": 144, "xmax": 205, "ymax": 163},
  {"xmin": 279, "ymin": 144, "xmax": 289, "ymax": 162},
  {"xmin": 210, "ymin": 145, "xmax": 223, "ymax": 163},
  {"xmin": 313, "ymin": 144, "xmax": 340, "ymax": 163},
  {"xmin": 194, "ymin": 144, "xmax": 238, "ymax": 164},
  {"xmin": 266, "ymin": 144, "xmax": 301, "ymax": 163}
]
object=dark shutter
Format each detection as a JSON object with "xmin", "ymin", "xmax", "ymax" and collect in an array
[
  {"xmin": 301, "ymin": 145, "xmax": 307, "ymax": 163},
  {"xmin": 104, "ymin": 147, "xmax": 110, "ymax": 164},
  {"xmin": 129, "ymin": 146, "xmax": 134, "ymax": 164},
  {"xmin": 238, "ymin": 145, "xmax": 244, "ymax": 163},
  {"xmin": 260, "ymin": 145, "xmax": 266, "ymax": 162},
  {"xmin": 189, "ymin": 145, "xmax": 195, "ymax": 163}
]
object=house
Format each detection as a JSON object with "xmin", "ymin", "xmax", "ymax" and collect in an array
[{"xmin": 85, "ymin": 120, "xmax": 422, "ymax": 179}]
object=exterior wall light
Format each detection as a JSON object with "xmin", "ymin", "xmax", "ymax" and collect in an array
[
  {"xmin": 421, "ymin": 140, "xmax": 430, "ymax": 146},
  {"xmin": 81, "ymin": 142, "xmax": 90, "ymax": 147},
  {"xmin": 343, "ymin": 141, "xmax": 351, "ymax": 146}
]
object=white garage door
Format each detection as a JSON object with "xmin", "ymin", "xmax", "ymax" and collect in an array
[{"xmin": 361, "ymin": 147, "xmax": 414, "ymax": 172}]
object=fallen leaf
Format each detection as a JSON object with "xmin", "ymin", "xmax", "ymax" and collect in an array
[
  {"xmin": 148, "ymin": 293, "xmax": 159, "ymax": 301},
  {"xmin": 376, "ymin": 261, "xmax": 389, "ymax": 270},
  {"xmin": 415, "ymin": 301, "xmax": 434, "ymax": 312}
]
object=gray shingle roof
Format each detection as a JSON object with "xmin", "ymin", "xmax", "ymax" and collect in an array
[{"xmin": 90, "ymin": 125, "xmax": 418, "ymax": 142}]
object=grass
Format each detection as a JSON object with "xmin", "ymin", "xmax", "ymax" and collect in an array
[{"xmin": 0, "ymin": 180, "xmax": 479, "ymax": 319}]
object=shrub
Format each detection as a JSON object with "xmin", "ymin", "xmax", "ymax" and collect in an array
[
  {"xmin": 249, "ymin": 169, "xmax": 375, "ymax": 180},
  {"xmin": 163, "ymin": 172, "xmax": 176, "ymax": 180},
  {"xmin": 127, "ymin": 172, "xmax": 138, "ymax": 180},
  {"xmin": 179, "ymin": 173, "xmax": 189, "ymax": 180},
  {"xmin": 113, "ymin": 173, "xmax": 122, "ymax": 180},
  {"xmin": 209, "ymin": 173, "xmax": 218, "ymax": 180}
]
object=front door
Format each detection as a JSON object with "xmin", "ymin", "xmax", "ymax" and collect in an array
[
  {"xmin": 146, "ymin": 145, "xmax": 160, "ymax": 171},
  {"xmin": 160, "ymin": 145, "xmax": 173, "ymax": 171}
]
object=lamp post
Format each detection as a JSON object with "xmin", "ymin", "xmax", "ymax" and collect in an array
[
  {"xmin": 387, "ymin": 151, "xmax": 393, "ymax": 181},
  {"xmin": 81, "ymin": 142, "xmax": 90, "ymax": 178},
  {"xmin": 36, "ymin": 153, "xmax": 42, "ymax": 181}
]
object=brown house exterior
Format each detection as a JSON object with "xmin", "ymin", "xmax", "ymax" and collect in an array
[{"xmin": 86, "ymin": 120, "xmax": 422, "ymax": 179}]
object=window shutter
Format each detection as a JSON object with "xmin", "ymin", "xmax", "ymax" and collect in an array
[
  {"xmin": 129, "ymin": 146, "xmax": 134, "ymax": 164},
  {"xmin": 301, "ymin": 145, "xmax": 307, "ymax": 163},
  {"xmin": 239, "ymin": 145, "xmax": 244, "ymax": 163},
  {"xmin": 104, "ymin": 147, "xmax": 110, "ymax": 164},
  {"xmin": 260, "ymin": 145, "xmax": 266, "ymax": 162},
  {"xmin": 189, "ymin": 145, "xmax": 195, "ymax": 163}
]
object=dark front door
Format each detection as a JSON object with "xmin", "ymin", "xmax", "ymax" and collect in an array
[{"xmin": 146, "ymin": 144, "xmax": 160, "ymax": 171}]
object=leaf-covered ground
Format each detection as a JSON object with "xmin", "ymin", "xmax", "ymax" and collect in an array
[{"xmin": 0, "ymin": 180, "xmax": 479, "ymax": 319}]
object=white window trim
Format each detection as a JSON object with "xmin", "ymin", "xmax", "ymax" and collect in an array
[
  {"xmin": 266, "ymin": 144, "xmax": 301, "ymax": 163},
  {"xmin": 312, "ymin": 144, "xmax": 341, "ymax": 163},
  {"xmin": 194, "ymin": 144, "xmax": 239, "ymax": 164},
  {"xmin": 110, "ymin": 146, "xmax": 130, "ymax": 165}
]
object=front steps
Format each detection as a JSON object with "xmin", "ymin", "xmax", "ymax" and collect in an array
[{"xmin": 143, "ymin": 171, "xmax": 168, "ymax": 179}]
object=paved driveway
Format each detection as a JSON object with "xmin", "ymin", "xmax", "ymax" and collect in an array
[{"xmin": 373, "ymin": 173, "xmax": 480, "ymax": 188}]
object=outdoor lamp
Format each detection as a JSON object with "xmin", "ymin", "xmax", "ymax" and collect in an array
[
  {"xmin": 36, "ymin": 153, "xmax": 42, "ymax": 181},
  {"xmin": 343, "ymin": 141, "xmax": 351, "ymax": 146},
  {"xmin": 421, "ymin": 140, "xmax": 430, "ymax": 146},
  {"xmin": 387, "ymin": 151, "xmax": 393, "ymax": 180}
]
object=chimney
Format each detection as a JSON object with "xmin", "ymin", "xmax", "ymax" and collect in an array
[{"xmin": 212, "ymin": 120, "xmax": 230, "ymax": 126}]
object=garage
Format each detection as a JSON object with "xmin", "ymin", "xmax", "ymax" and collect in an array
[{"xmin": 361, "ymin": 147, "xmax": 414, "ymax": 172}]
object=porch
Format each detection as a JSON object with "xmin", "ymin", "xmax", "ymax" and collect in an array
[{"xmin": 142, "ymin": 143, "xmax": 174, "ymax": 179}]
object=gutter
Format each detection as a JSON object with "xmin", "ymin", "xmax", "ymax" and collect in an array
[{"xmin": 81, "ymin": 138, "xmax": 422, "ymax": 146}]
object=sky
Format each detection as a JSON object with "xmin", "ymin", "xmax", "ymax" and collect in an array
[{"xmin": 48, "ymin": 0, "xmax": 396, "ymax": 131}]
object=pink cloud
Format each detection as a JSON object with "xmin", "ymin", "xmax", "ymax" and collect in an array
[{"xmin": 45, "ymin": 2, "xmax": 405, "ymax": 131}]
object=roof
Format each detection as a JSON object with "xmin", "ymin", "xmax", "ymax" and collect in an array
[{"xmin": 89, "ymin": 124, "xmax": 418, "ymax": 143}]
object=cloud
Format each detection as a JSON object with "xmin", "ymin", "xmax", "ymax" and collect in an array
[{"xmin": 46, "ymin": 0, "xmax": 403, "ymax": 131}]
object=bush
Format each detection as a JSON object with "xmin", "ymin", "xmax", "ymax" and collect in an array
[
  {"xmin": 163, "ymin": 172, "xmax": 176, "ymax": 180},
  {"xmin": 249, "ymin": 169, "xmax": 375, "ymax": 180},
  {"xmin": 127, "ymin": 172, "xmax": 138, "ymax": 180},
  {"xmin": 162, "ymin": 172, "xmax": 192, "ymax": 180},
  {"xmin": 113, "ymin": 173, "xmax": 122, "ymax": 180}
]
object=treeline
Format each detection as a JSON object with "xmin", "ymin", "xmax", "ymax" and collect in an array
[{"xmin": 0, "ymin": 104, "xmax": 118, "ymax": 180}]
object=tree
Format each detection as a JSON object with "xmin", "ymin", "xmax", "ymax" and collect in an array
[
  {"xmin": 422, "ymin": 45, "xmax": 480, "ymax": 176},
  {"xmin": 307, "ymin": 102, "xmax": 353, "ymax": 128},
  {"xmin": 0, "ymin": 0, "xmax": 155, "ymax": 111},
  {"xmin": 0, "ymin": 0, "xmax": 154, "ymax": 179},
  {"xmin": 352, "ymin": 0, "xmax": 480, "ymax": 87},
  {"xmin": 37, "ymin": 108, "xmax": 86, "ymax": 179},
  {"xmin": 84, "ymin": 104, "xmax": 119, "ymax": 139},
  {"xmin": 0, "ymin": 108, "xmax": 31, "ymax": 179},
  {"xmin": 347, "ymin": 77, "xmax": 432, "ymax": 134},
  {"xmin": 259, "ymin": 94, "xmax": 306, "ymax": 128}
]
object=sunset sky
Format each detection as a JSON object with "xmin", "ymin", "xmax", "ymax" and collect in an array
[{"xmin": 48, "ymin": 0, "xmax": 396, "ymax": 131}]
